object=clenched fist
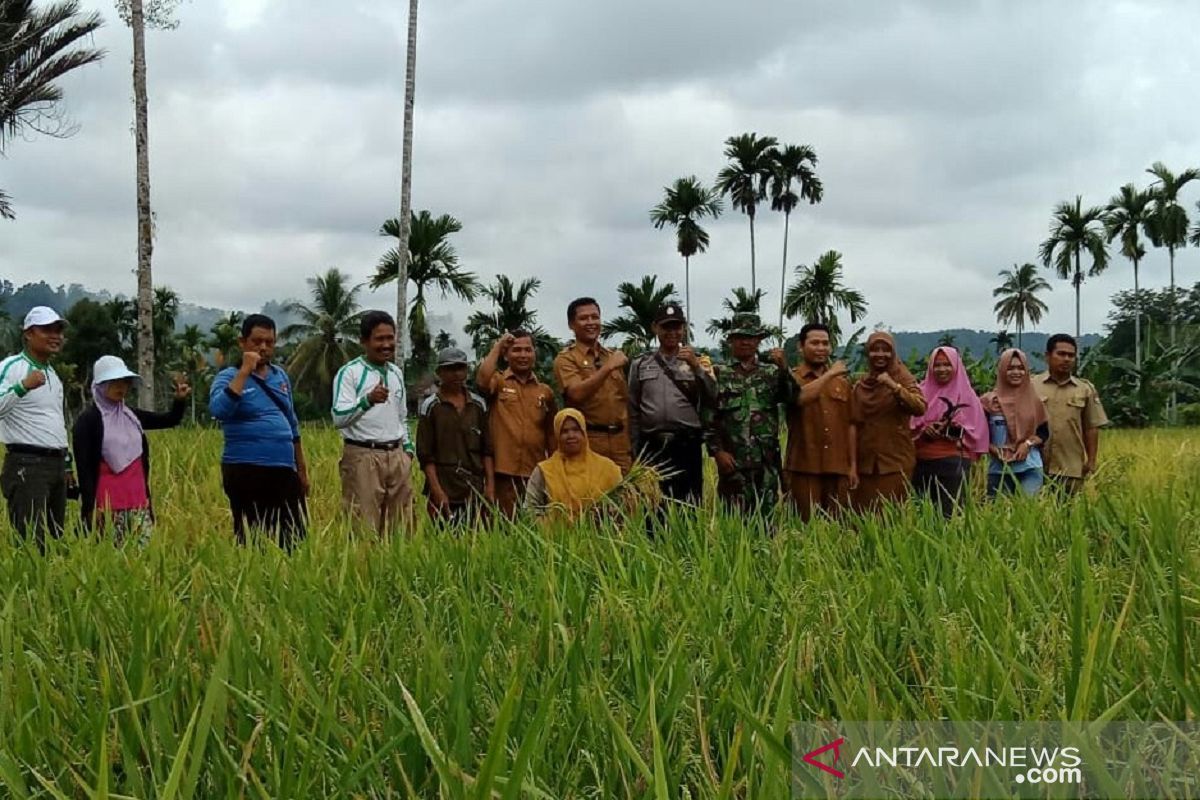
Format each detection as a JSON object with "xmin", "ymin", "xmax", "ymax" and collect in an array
[
  {"xmin": 238, "ymin": 351, "xmax": 261, "ymax": 375},
  {"xmin": 21, "ymin": 370, "xmax": 47, "ymax": 392},
  {"xmin": 367, "ymin": 382, "xmax": 390, "ymax": 405},
  {"xmin": 605, "ymin": 350, "xmax": 629, "ymax": 373}
]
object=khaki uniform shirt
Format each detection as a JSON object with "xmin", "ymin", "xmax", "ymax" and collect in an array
[
  {"xmin": 1033, "ymin": 372, "xmax": 1109, "ymax": 479},
  {"xmin": 483, "ymin": 369, "xmax": 557, "ymax": 478},
  {"xmin": 784, "ymin": 366, "xmax": 855, "ymax": 476},
  {"xmin": 554, "ymin": 341, "xmax": 632, "ymax": 469},
  {"xmin": 416, "ymin": 391, "xmax": 492, "ymax": 503},
  {"xmin": 850, "ymin": 381, "xmax": 926, "ymax": 476}
]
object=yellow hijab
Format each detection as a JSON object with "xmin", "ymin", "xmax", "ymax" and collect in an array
[{"xmin": 538, "ymin": 408, "xmax": 622, "ymax": 515}]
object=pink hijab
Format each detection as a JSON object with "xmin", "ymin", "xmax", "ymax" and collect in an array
[{"xmin": 910, "ymin": 346, "xmax": 988, "ymax": 456}]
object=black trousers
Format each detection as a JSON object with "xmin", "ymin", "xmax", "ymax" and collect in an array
[
  {"xmin": 1, "ymin": 451, "xmax": 67, "ymax": 548},
  {"xmin": 639, "ymin": 429, "xmax": 704, "ymax": 505},
  {"xmin": 221, "ymin": 463, "xmax": 307, "ymax": 549},
  {"xmin": 912, "ymin": 456, "xmax": 972, "ymax": 518}
]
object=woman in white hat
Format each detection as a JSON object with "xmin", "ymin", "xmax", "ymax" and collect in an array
[{"xmin": 71, "ymin": 355, "xmax": 190, "ymax": 543}]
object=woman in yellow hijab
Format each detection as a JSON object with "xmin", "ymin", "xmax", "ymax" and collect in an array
[{"xmin": 524, "ymin": 408, "xmax": 622, "ymax": 518}]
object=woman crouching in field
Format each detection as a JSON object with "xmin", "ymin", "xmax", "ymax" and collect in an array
[
  {"xmin": 72, "ymin": 356, "xmax": 189, "ymax": 544},
  {"xmin": 524, "ymin": 408, "xmax": 622, "ymax": 521},
  {"xmin": 979, "ymin": 348, "xmax": 1049, "ymax": 498},
  {"xmin": 911, "ymin": 347, "xmax": 988, "ymax": 517}
]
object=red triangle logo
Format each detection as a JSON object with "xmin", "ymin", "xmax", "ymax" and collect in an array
[{"xmin": 802, "ymin": 737, "xmax": 846, "ymax": 779}]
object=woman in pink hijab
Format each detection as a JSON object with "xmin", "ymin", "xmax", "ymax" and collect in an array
[{"xmin": 910, "ymin": 347, "xmax": 988, "ymax": 517}]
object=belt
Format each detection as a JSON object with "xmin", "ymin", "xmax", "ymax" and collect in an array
[
  {"xmin": 586, "ymin": 422, "xmax": 625, "ymax": 434},
  {"xmin": 6, "ymin": 443, "xmax": 68, "ymax": 458},
  {"xmin": 345, "ymin": 439, "xmax": 404, "ymax": 451}
]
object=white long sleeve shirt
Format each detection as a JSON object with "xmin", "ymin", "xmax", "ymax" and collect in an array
[
  {"xmin": 0, "ymin": 353, "xmax": 68, "ymax": 449},
  {"xmin": 330, "ymin": 357, "xmax": 411, "ymax": 447}
]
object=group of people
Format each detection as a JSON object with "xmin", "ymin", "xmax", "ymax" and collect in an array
[{"xmin": 0, "ymin": 296, "xmax": 1108, "ymax": 547}]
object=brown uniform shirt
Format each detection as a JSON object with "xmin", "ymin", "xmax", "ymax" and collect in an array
[
  {"xmin": 850, "ymin": 381, "xmax": 926, "ymax": 476},
  {"xmin": 1033, "ymin": 372, "xmax": 1109, "ymax": 479},
  {"xmin": 784, "ymin": 366, "xmax": 855, "ymax": 476},
  {"xmin": 415, "ymin": 390, "xmax": 492, "ymax": 503},
  {"xmin": 553, "ymin": 341, "xmax": 632, "ymax": 469},
  {"xmin": 483, "ymin": 369, "xmax": 557, "ymax": 478}
]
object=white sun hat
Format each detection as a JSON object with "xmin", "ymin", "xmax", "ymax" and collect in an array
[
  {"xmin": 22, "ymin": 306, "xmax": 65, "ymax": 329},
  {"xmin": 92, "ymin": 355, "xmax": 141, "ymax": 385}
]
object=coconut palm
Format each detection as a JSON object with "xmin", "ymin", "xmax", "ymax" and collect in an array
[
  {"xmin": 715, "ymin": 132, "xmax": 778, "ymax": 292},
  {"xmin": 1, "ymin": 0, "xmax": 105, "ymax": 219},
  {"xmin": 992, "ymin": 263, "xmax": 1051, "ymax": 351},
  {"xmin": 989, "ymin": 330, "xmax": 1014, "ymax": 354},
  {"xmin": 781, "ymin": 250, "xmax": 867, "ymax": 343},
  {"xmin": 1038, "ymin": 196, "xmax": 1109, "ymax": 339},
  {"xmin": 649, "ymin": 176, "xmax": 722, "ymax": 321},
  {"xmin": 393, "ymin": 0, "xmax": 420, "ymax": 365},
  {"xmin": 463, "ymin": 274, "xmax": 557, "ymax": 361},
  {"xmin": 768, "ymin": 143, "xmax": 823, "ymax": 332},
  {"xmin": 372, "ymin": 211, "xmax": 480, "ymax": 370},
  {"xmin": 1104, "ymin": 184, "xmax": 1154, "ymax": 376},
  {"xmin": 282, "ymin": 269, "xmax": 363, "ymax": 408},
  {"xmin": 1144, "ymin": 162, "xmax": 1200, "ymax": 344},
  {"xmin": 602, "ymin": 275, "xmax": 680, "ymax": 353}
]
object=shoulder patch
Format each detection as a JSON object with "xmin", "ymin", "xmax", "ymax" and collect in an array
[{"xmin": 468, "ymin": 391, "xmax": 488, "ymax": 412}]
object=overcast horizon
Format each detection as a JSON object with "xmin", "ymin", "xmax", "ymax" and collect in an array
[{"xmin": 3, "ymin": 0, "xmax": 1199, "ymax": 345}]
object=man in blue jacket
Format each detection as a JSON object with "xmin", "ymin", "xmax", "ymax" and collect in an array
[{"xmin": 209, "ymin": 314, "xmax": 309, "ymax": 547}]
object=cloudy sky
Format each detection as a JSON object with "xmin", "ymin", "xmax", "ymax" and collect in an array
[{"xmin": 3, "ymin": 0, "xmax": 1199, "ymax": 346}]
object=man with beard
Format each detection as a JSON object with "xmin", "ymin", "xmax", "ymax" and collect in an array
[
  {"xmin": 210, "ymin": 314, "xmax": 309, "ymax": 548},
  {"xmin": 477, "ymin": 329, "xmax": 557, "ymax": 517},
  {"xmin": 331, "ymin": 311, "xmax": 415, "ymax": 534},
  {"xmin": 0, "ymin": 307, "xmax": 72, "ymax": 544},
  {"xmin": 784, "ymin": 323, "xmax": 857, "ymax": 521},
  {"xmin": 553, "ymin": 297, "xmax": 632, "ymax": 472}
]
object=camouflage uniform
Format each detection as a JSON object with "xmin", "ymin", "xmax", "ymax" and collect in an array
[{"xmin": 704, "ymin": 358, "xmax": 790, "ymax": 511}]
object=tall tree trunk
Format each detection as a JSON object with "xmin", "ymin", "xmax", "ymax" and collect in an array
[
  {"xmin": 1168, "ymin": 245, "xmax": 1177, "ymax": 424},
  {"xmin": 748, "ymin": 211, "xmax": 756, "ymax": 293},
  {"xmin": 395, "ymin": 0, "xmax": 419, "ymax": 368},
  {"xmin": 1073, "ymin": 251, "xmax": 1081, "ymax": 340},
  {"xmin": 683, "ymin": 254, "xmax": 690, "ymax": 340},
  {"xmin": 1133, "ymin": 258, "xmax": 1141, "ymax": 383},
  {"xmin": 778, "ymin": 210, "xmax": 790, "ymax": 339},
  {"xmin": 131, "ymin": 0, "xmax": 155, "ymax": 409}
]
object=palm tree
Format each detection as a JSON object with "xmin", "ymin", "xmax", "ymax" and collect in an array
[
  {"xmin": 151, "ymin": 285, "xmax": 179, "ymax": 387},
  {"xmin": 207, "ymin": 311, "xmax": 242, "ymax": 370},
  {"xmin": 1144, "ymin": 162, "xmax": 1200, "ymax": 345},
  {"xmin": 781, "ymin": 250, "xmax": 867, "ymax": 343},
  {"xmin": 715, "ymin": 132, "xmax": 778, "ymax": 292},
  {"xmin": 649, "ymin": 176, "xmax": 722, "ymax": 321},
  {"xmin": 1191, "ymin": 201, "xmax": 1200, "ymax": 247},
  {"xmin": 1104, "ymin": 184, "xmax": 1154, "ymax": 377},
  {"xmin": 372, "ymin": 211, "xmax": 480, "ymax": 370},
  {"xmin": 282, "ymin": 269, "xmax": 363, "ymax": 408},
  {"xmin": 1038, "ymin": 196, "xmax": 1109, "ymax": 339},
  {"xmin": 463, "ymin": 274, "xmax": 557, "ymax": 361},
  {"xmin": 705, "ymin": 286, "xmax": 767, "ymax": 340},
  {"xmin": 173, "ymin": 323, "xmax": 206, "ymax": 423},
  {"xmin": 394, "ymin": 0, "xmax": 420, "ymax": 366},
  {"xmin": 992, "ymin": 263, "xmax": 1051, "ymax": 350},
  {"xmin": 1, "ymin": 0, "xmax": 105, "ymax": 219},
  {"xmin": 602, "ymin": 275, "xmax": 679, "ymax": 353},
  {"xmin": 768, "ymin": 144, "xmax": 823, "ymax": 332},
  {"xmin": 989, "ymin": 330, "xmax": 1014, "ymax": 354}
]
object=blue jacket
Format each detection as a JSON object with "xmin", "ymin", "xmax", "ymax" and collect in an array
[{"xmin": 209, "ymin": 365, "xmax": 300, "ymax": 468}]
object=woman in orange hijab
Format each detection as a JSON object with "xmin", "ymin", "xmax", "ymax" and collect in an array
[
  {"xmin": 524, "ymin": 408, "xmax": 622, "ymax": 519},
  {"xmin": 978, "ymin": 348, "xmax": 1049, "ymax": 497},
  {"xmin": 850, "ymin": 331, "xmax": 927, "ymax": 511}
]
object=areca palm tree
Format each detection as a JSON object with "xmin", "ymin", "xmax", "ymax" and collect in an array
[
  {"xmin": 715, "ymin": 132, "xmax": 778, "ymax": 292},
  {"xmin": 649, "ymin": 176, "xmax": 722, "ymax": 321},
  {"xmin": 781, "ymin": 250, "xmax": 867, "ymax": 342},
  {"xmin": 1144, "ymin": 162, "xmax": 1200, "ymax": 344},
  {"xmin": 1038, "ymin": 196, "xmax": 1109, "ymax": 339},
  {"xmin": 989, "ymin": 330, "xmax": 1014, "ymax": 354},
  {"xmin": 602, "ymin": 275, "xmax": 679, "ymax": 353},
  {"xmin": 992, "ymin": 263, "xmax": 1051, "ymax": 350},
  {"xmin": 1104, "ymin": 183, "xmax": 1154, "ymax": 376},
  {"xmin": 1, "ymin": 0, "xmax": 105, "ymax": 219},
  {"xmin": 207, "ymin": 311, "xmax": 242, "ymax": 369},
  {"xmin": 372, "ymin": 210, "xmax": 480, "ymax": 370},
  {"xmin": 463, "ymin": 274, "xmax": 557, "ymax": 361},
  {"xmin": 282, "ymin": 269, "xmax": 363, "ymax": 409},
  {"xmin": 173, "ymin": 323, "xmax": 206, "ymax": 423},
  {"xmin": 768, "ymin": 143, "xmax": 823, "ymax": 332},
  {"xmin": 394, "ymin": 0, "xmax": 420, "ymax": 365},
  {"xmin": 705, "ymin": 286, "xmax": 768, "ymax": 339}
]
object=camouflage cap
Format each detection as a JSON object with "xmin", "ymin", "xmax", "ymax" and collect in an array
[{"xmin": 729, "ymin": 313, "xmax": 767, "ymax": 338}]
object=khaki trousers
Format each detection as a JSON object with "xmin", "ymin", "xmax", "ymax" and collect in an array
[
  {"xmin": 786, "ymin": 472, "xmax": 851, "ymax": 522},
  {"xmin": 339, "ymin": 445, "xmax": 414, "ymax": 535},
  {"xmin": 494, "ymin": 474, "xmax": 529, "ymax": 518},
  {"xmin": 587, "ymin": 431, "xmax": 632, "ymax": 473},
  {"xmin": 852, "ymin": 472, "xmax": 910, "ymax": 513}
]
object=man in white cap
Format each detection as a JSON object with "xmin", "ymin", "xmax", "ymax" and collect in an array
[{"xmin": 0, "ymin": 306, "xmax": 71, "ymax": 544}]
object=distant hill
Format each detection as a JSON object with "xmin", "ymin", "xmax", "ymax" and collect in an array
[{"xmin": 890, "ymin": 329, "xmax": 1102, "ymax": 368}]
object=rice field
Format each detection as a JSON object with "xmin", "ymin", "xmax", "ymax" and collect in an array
[{"xmin": 0, "ymin": 427, "xmax": 1197, "ymax": 799}]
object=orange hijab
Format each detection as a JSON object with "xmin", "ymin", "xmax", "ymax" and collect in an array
[
  {"xmin": 978, "ymin": 348, "xmax": 1048, "ymax": 445},
  {"xmin": 854, "ymin": 331, "xmax": 919, "ymax": 418},
  {"xmin": 538, "ymin": 409, "xmax": 622, "ymax": 515}
]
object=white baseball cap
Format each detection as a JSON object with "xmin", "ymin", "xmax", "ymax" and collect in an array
[
  {"xmin": 92, "ymin": 355, "xmax": 141, "ymax": 385},
  {"xmin": 22, "ymin": 306, "xmax": 65, "ymax": 330}
]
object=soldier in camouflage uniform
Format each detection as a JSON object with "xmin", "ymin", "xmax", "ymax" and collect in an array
[{"xmin": 703, "ymin": 314, "xmax": 791, "ymax": 511}]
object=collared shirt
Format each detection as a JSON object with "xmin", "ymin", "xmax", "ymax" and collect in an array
[
  {"xmin": 482, "ymin": 369, "xmax": 557, "ymax": 478},
  {"xmin": 704, "ymin": 360, "xmax": 788, "ymax": 469},
  {"xmin": 0, "ymin": 353, "xmax": 68, "ymax": 449},
  {"xmin": 330, "ymin": 357, "xmax": 411, "ymax": 448},
  {"xmin": 1033, "ymin": 371, "xmax": 1109, "ymax": 478},
  {"xmin": 209, "ymin": 365, "xmax": 301, "ymax": 469},
  {"xmin": 784, "ymin": 365, "xmax": 855, "ymax": 476},
  {"xmin": 553, "ymin": 341, "xmax": 628, "ymax": 429},
  {"xmin": 849, "ymin": 379, "xmax": 926, "ymax": 476},
  {"xmin": 627, "ymin": 351, "xmax": 716, "ymax": 451},
  {"xmin": 416, "ymin": 390, "xmax": 492, "ymax": 502}
]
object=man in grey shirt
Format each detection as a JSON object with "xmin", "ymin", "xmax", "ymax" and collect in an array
[{"xmin": 628, "ymin": 302, "xmax": 715, "ymax": 504}]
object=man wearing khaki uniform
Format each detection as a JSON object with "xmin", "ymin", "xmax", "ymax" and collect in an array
[
  {"xmin": 332, "ymin": 312, "xmax": 414, "ymax": 533},
  {"xmin": 1034, "ymin": 333, "xmax": 1109, "ymax": 494}
]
